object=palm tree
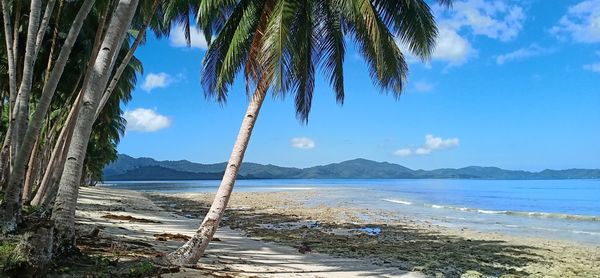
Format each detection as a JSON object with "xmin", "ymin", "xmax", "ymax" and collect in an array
[
  {"xmin": 166, "ymin": 0, "xmax": 451, "ymax": 265},
  {"xmin": 51, "ymin": 0, "xmax": 140, "ymax": 252},
  {"xmin": 49, "ymin": 0, "xmax": 201, "ymax": 252},
  {"xmin": 0, "ymin": 0, "xmax": 96, "ymax": 233}
]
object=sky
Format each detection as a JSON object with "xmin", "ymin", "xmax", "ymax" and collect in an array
[{"xmin": 117, "ymin": 0, "xmax": 600, "ymax": 171}]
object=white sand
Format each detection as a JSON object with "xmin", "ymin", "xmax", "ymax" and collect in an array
[{"xmin": 76, "ymin": 186, "xmax": 426, "ymax": 277}]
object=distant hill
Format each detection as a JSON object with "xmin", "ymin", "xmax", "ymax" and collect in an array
[{"xmin": 103, "ymin": 154, "xmax": 600, "ymax": 181}]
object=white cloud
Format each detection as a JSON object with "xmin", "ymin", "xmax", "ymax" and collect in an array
[
  {"xmin": 142, "ymin": 72, "xmax": 172, "ymax": 91},
  {"xmin": 442, "ymin": 0, "xmax": 525, "ymax": 42},
  {"xmin": 399, "ymin": 0, "xmax": 523, "ymax": 68},
  {"xmin": 495, "ymin": 44, "xmax": 553, "ymax": 65},
  {"xmin": 423, "ymin": 134, "xmax": 460, "ymax": 150},
  {"xmin": 583, "ymin": 62, "xmax": 600, "ymax": 73},
  {"xmin": 550, "ymin": 0, "xmax": 600, "ymax": 43},
  {"xmin": 413, "ymin": 80, "xmax": 435, "ymax": 92},
  {"xmin": 393, "ymin": 135, "xmax": 459, "ymax": 156},
  {"xmin": 169, "ymin": 25, "xmax": 209, "ymax": 49},
  {"xmin": 415, "ymin": 148, "xmax": 432, "ymax": 155},
  {"xmin": 291, "ymin": 137, "xmax": 315, "ymax": 149},
  {"xmin": 432, "ymin": 27, "xmax": 474, "ymax": 65},
  {"xmin": 124, "ymin": 108, "xmax": 171, "ymax": 132},
  {"xmin": 394, "ymin": 148, "xmax": 412, "ymax": 157}
]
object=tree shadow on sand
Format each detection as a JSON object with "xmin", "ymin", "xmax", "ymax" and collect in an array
[{"xmin": 148, "ymin": 193, "xmax": 549, "ymax": 278}]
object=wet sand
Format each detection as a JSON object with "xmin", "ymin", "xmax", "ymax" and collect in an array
[{"xmin": 75, "ymin": 187, "xmax": 600, "ymax": 277}]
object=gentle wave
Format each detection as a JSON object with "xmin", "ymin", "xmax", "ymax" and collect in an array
[
  {"xmin": 571, "ymin": 230, "xmax": 600, "ymax": 236},
  {"xmin": 382, "ymin": 199, "xmax": 412, "ymax": 205},
  {"xmin": 455, "ymin": 207, "xmax": 600, "ymax": 222},
  {"xmin": 382, "ymin": 198, "xmax": 600, "ymax": 222}
]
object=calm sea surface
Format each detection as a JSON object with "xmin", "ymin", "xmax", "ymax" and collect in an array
[{"xmin": 100, "ymin": 179, "xmax": 600, "ymax": 245}]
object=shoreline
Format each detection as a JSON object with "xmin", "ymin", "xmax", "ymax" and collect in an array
[{"xmin": 72, "ymin": 186, "xmax": 599, "ymax": 277}]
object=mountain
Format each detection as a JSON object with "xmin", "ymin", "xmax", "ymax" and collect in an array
[
  {"xmin": 103, "ymin": 154, "xmax": 600, "ymax": 181},
  {"xmin": 104, "ymin": 166, "xmax": 228, "ymax": 181}
]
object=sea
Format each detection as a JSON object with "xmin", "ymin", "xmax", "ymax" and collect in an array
[{"xmin": 99, "ymin": 179, "xmax": 600, "ymax": 245}]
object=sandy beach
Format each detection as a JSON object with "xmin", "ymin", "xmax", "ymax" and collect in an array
[{"xmin": 69, "ymin": 186, "xmax": 600, "ymax": 277}]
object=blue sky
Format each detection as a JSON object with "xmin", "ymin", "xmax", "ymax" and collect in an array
[{"xmin": 118, "ymin": 0, "xmax": 600, "ymax": 171}]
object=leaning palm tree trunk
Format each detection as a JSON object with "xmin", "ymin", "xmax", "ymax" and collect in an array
[
  {"xmin": 31, "ymin": 96, "xmax": 80, "ymax": 208},
  {"xmin": 0, "ymin": 0, "xmax": 16, "ymax": 100},
  {"xmin": 21, "ymin": 138, "xmax": 40, "ymax": 204},
  {"xmin": 12, "ymin": 0, "xmax": 42, "ymax": 154},
  {"xmin": 30, "ymin": 82, "xmax": 84, "ymax": 207},
  {"xmin": 166, "ymin": 84, "xmax": 268, "ymax": 265},
  {"xmin": 0, "ymin": 0, "xmax": 43, "ymax": 233},
  {"xmin": 33, "ymin": 0, "xmax": 57, "ymax": 58},
  {"xmin": 95, "ymin": 0, "xmax": 160, "ymax": 119},
  {"xmin": 52, "ymin": 0, "xmax": 139, "ymax": 253},
  {"xmin": 0, "ymin": 0, "xmax": 19, "ymax": 187}
]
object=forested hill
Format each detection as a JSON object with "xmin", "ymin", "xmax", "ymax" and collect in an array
[{"xmin": 103, "ymin": 154, "xmax": 600, "ymax": 180}]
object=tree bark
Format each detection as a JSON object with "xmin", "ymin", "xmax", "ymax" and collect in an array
[
  {"xmin": 0, "ymin": 0, "xmax": 18, "ymax": 188},
  {"xmin": 22, "ymin": 138, "xmax": 39, "ymax": 204},
  {"xmin": 1, "ymin": 0, "xmax": 17, "ymax": 107},
  {"xmin": 0, "ymin": 0, "xmax": 95, "ymax": 233},
  {"xmin": 52, "ymin": 0, "xmax": 139, "ymax": 254},
  {"xmin": 30, "ymin": 78, "xmax": 84, "ymax": 208},
  {"xmin": 0, "ymin": 0, "xmax": 42, "ymax": 233},
  {"xmin": 33, "ymin": 0, "xmax": 56, "ymax": 58},
  {"xmin": 95, "ymin": 0, "xmax": 160, "ymax": 119},
  {"xmin": 43, "ymin": 0, "xmax": 63, "ymax": 83},
  {"xmin": 13, "ymin": 0, "xmax": 42, "ymax": 154},
  {"xmin": 39, "ymin": 136, "xmax": 69, "ymax": 210},
  {"xmin": 165, "ymin": 84, "xmax": 268, "ymax": 265},
  {"xmin": 30, "ymin": 0, "xmax": 109, "ymax": 207}
]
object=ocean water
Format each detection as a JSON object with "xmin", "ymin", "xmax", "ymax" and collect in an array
[{"xmin": 100, "ymin": 179, "xmax": 600, "ymax": 245}]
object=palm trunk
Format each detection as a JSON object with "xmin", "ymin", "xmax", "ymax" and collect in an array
[
  {"xmin": 166, "ymin": 84, "xmax": 268, "ymax": 265},
  {"xmin": 0, "ymin": 128, "xmax": 13, "ymax": 187},
  {"xmin": 0, "ymin": 0, "xmax": 95, "ymax": 233},
  {"xmin": 1, "ymin": 0, "xmax": 17, "ymax": 106},
  {"xmin": 30, "ymin": 74, "xmax": 84, "ymax": 207},
  {"xmin": 21, "ymin": 138, "xmax": 39, "ymax": 204},
  {"xmin": 43, "ymin": 0, "xmax": 63, "ymax": 83},
  {"xmin": 95, "ymin": 0, "xmax": 159, "ymax": 119},
  {"xmin": 30, "ymin": 0, "xmax": 107, "ymax": 207},
  {"xmin": 0, "ymin": 0, "xmax": 18, "ymax": 188},
  {"xmin": 39, "ymin": 135, "xmax": 69, "ymax": 210},
  {"xmin": 32, "ymin": 96, "xmax": 78, "ymax": 208},
  {"xmin": 13, "ymin": 0, "xmax": 42, "ymax": 154},
  {"xmin": 0, "ymin": 0, "xmax": 42, "ymax": 233},
  {"xmin": 33, "ymin": 0, "xmax": 56, "ymax": 58},
  {"xmin": 0, "ymin": 0, "xmax": 41, "ymax": 233},
  {"xmin": 52, "ymin": 0, "xmax": 139, "ymax": 253}
]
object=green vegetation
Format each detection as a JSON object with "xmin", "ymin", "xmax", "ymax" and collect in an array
[
  {"xmin": 0, "ymin": 240, "xmax": 23, "ymax": 272},
  {"xmin": 128, "ymin": 261, "xmax": 156, "ymax": 277},
  {"xmin": 105, "ymin": 154, "xmax": 600, "ymax": 180}
]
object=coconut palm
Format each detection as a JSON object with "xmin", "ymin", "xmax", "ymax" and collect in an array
[
  {"xmin": 166, "ymin": 0, "xmax": 451, "ymax": 265},
  {"xmin": 51, "ymin": 0, "xmax": 140, "ymax": 252},
  {"xmin": 0, "ymin": 0, "xmax": 96, "ymax": 233},
  {"xmin": 50, "ymin": 0, "xmax": 203, "ymax": 252}
]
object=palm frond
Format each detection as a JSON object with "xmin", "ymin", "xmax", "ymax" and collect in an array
[{"xmin": 202, "ymin": 0, "xmax": 263, "ymax": 102}]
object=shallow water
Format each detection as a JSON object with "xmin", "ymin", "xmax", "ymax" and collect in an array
[{"xmin": 100, "ymin": 179, "xmax": 600, "ymax": 245}]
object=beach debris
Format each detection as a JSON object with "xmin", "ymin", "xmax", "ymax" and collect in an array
[
  {"xmin": 101, "ymin": 214, "xmax": 161, "ymax": 223},
  {"xmin": 297, "ymin": 241, "xmax": 312, "ymax": 254},
  {"xmin": 259, "ymin": 220, "xmax": 320, "ymax": 231},
  {"xmin": 88, "ymin": 226, "xmax": 101, "ymax": 238},
  {"xmin": 153, "ymin": 233, "xmax": 191, "ymax": 241}
]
